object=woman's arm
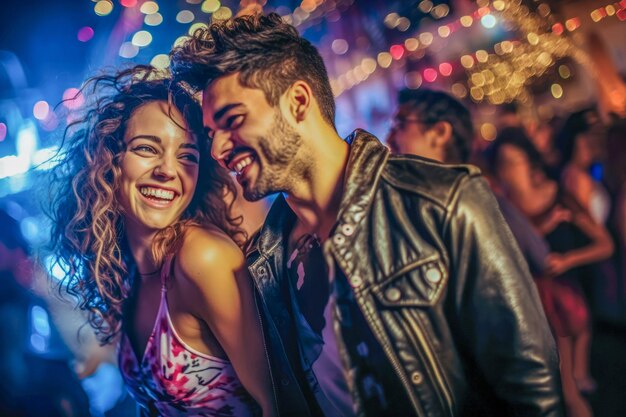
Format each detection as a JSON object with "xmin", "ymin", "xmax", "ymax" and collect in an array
[
  {"xmin": 176, "ymin": 227, "xmax": 276, "ymax": 417},
  {"xmin": 545, "ymin": 210, "xmax": 614, "ymax": 277}
]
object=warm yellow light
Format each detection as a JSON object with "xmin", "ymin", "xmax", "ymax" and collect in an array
[
  {"xmin": 132, "ymin": 31, "xmax": 153, "ymax": 47},
  {"xmin": 188, "ymin": 22, "xmax": 208, "ymax": 35},
  {"xmin": 145, "ymin": 12, "xmax": 163, "ymax": 26},
  {"xmin": 151, "ymin": 54, "xmax": 170, "ymax": 69},
  {"xmin": 460, "ymin": 55, "xmax": 474, "ymax": 69},
  {"xmin": 201, "ymin": 0, "xmax": 221, "ymax": 13},
  {"xmin": 558, "ymin": 65, "xmax": 571, "ymax": 79},
  {"xmin": 140, "ymin": 1, "xmax": 158, "ymax": 14},
  {"xmin": 476, "ymin": 50, "xmax": 489, "ymax": 63},
  {"xmin": 213, "ymin": 6, "xmax": 232, "ymax": 20},
  {"xmin": 404, "ymin": 38, "xmax": 419, "ymax": 51},
  {"xmin": 418, "ymin": 32, "xmax": 433, "ymax": 46},
  {"xmin": 493, "ymin": 1, "xmax": 505, "ymax": 11},
  {"xmin": 438, "ymin": 26, "xmax": 451, "ymax": 38},
  {"xmin": 451, "ymin": 83, "xmax": 467, "ymax": 98},
  {"xmin": 361, "ymin": 58, "xmax": 377, "ymax": 74},
  {"xmin": 527, "ymin": 33, "xmax": 539, "ymax": 45},
  {"xmin": 377, "ymin": 52, "xmax": 393, "ymax": 68},
  {"xmin": 481, "ymin": 123, "xmax": 497, "ymax": 141},
  {"xmin": 94, "ymin": 0, "xmax": 113, "ymax": 16},
  {"xmin": 551, "ymin": 83, "xmax": 563, "ymax": 99},
  {"xmin": 460, "ymin": 16, "xmax": 473, "ymax": 27}
]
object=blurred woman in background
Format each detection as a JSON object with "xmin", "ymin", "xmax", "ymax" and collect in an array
[{"xmin": 487, "ymin": 126, "xmax": 614, "ymax": 417}]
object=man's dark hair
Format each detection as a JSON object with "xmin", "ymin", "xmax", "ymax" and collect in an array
[
  {"xmin": 397, "ymin": 88, "xmax": 474, "ymax": 163},
  {"xmin": 170, "ymin": 13, "xmax": 336, "ymax": 126}
]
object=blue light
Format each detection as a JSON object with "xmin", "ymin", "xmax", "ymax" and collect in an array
[
  {"xmin": 31, "ymin": 305, "xmax": 51, "ymax": 337},
  {"xmin": 481, "ymin": 14, "xmax": 497, "ymax": 29},
  {"xmin": 30, "ymin": 333, "xmax": 47, "ymax": 352}
]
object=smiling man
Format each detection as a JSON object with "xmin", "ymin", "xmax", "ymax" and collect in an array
[{"xmin": 171, "ymin": 13, "xmax": 564, "ymax": 417}]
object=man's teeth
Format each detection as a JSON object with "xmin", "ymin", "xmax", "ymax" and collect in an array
[
  {"xmin": 234, "ymin": 156, "xmax": 253, "ymax": 174},
  {"xmin": 140, "ymin": 187, "xmax": 175, "ymax": 201}
]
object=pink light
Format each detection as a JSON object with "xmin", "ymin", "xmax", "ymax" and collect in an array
[
  {"xmin": 552, "ymin": 23, "xmax": 564, "ymax": 35},
  {"xmin": 0, "ymin": 122, "xmax": 6, "ymax": 142},
  {"xmin": 121, "ymin": 0, "xmax": 137, "ymax": 7},
  {"xmin": 423, "ymin": 68, "xmax": 438, "ymax": 83},
  {"xmin": 62, "ymin": 88, "xmax": 85, "ymax": 110},
  {"xmin": 617, "ymin": 8, "xmax": 626, "ymax": 21},
  {"xmin": 439, "ymin": 62, "xmax": 453, "ymax": 76},
  {"xmin": 77, "ymin": 26, "xmax": 94, "ymax": 42},
  {"xmin": 33, "ymin": 101, "xmax": 49, "ymax": 120},
  {"xmin": 390, "ymin": 45, "xmax": 405, "ymax": 60}
]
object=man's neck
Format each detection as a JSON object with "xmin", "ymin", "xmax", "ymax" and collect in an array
[{"xmin": 285, "ymin": 126, "xmax": 349, "ymax": 243}]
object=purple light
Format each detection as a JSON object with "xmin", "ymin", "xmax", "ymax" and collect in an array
[
  {"xmin": 0, "ymin": 122, "xmax": 6, "ymax": 142},
  {"xmin": 77, "ymin": 26, "xmax": 95, "ymax": 42}
]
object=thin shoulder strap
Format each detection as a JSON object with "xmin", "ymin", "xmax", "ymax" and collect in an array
[{"xmin": 160, "ymin": 254, "xmax": 175, "ymax": 288}]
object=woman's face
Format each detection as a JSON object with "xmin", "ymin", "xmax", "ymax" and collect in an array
[
  {"xmin": 117, "ymin": 101, "xmax": 200, "ymax": 235},
  {"xmin": 496, "ymin": 143, "xmax": 533, "ymax": 188}
]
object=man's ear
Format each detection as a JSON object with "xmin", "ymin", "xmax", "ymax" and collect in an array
[
  {"xmin": 429, "ymin": 121, "xmax": 453, "ymax": 149},
  {"xmin": 285, "ymin": 80, "xmax": 313, "ymax": 122}
]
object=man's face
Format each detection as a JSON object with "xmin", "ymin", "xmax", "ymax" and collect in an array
[
  {"xmin": 202, "ymin": 73, "xmax": 303, "ymax": 201},
  {"xmin": 386, "ymin": 106, "xmax": 430, "ymax": 156}
]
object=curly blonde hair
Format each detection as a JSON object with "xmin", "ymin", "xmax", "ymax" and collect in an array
[{"xmin": 48, "ymin": 65, "xmax": 245, "ymax": 345}]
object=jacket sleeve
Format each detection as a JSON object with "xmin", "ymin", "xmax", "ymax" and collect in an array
[{"xmin": 443, "ymin": 174, "xmax": 565, "ymax": 417}]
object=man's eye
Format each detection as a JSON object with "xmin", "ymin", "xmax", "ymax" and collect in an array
[{"xmin": 227, "ymin": 115, "xmax": 244, "ymax": 129}]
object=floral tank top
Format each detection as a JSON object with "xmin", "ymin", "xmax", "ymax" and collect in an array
[{"xmin": 118, "ymin": 256, "xmax": 261, "ymax": 416}]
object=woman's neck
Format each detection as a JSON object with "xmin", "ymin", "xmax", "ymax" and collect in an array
[{"xmin": 124, "ymin": 227, "xmax": 159, "ymax": 276}]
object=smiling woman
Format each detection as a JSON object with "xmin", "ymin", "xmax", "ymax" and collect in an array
[{"xmin": 47, "ymin": 65, "xmax": 276, "ymax": 416}]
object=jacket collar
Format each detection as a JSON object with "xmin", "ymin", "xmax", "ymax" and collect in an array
[{"xmin": 253, "ymin": 129, "xmax": 389, "ymax": 259}]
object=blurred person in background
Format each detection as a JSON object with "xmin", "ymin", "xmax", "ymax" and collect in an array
[
  {"xmin": 487, "ymin": 127, "xmax": 615, "ymax": 417},
  {"xmin": 555, "ymin": 108, "xmax": 611, "ymax": 226},
  {"xmin": 47, "ymin": 65, "xmax": 275, "ymax": 417},
  {"xmin": 0, "ymin": 207, "xmax": 91, "ymax": 416},
  {"xmin": 387, "ymin": 88, "xmax": 550, "ymax": 277}
]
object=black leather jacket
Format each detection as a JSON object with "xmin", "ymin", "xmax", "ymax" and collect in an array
[{"xmin": 247, "ymin": 130, "xmax": 564, "ymax": 417}]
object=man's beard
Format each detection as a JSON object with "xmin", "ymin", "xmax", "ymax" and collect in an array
[{"xmin": 242, "ymin": 112, "xmax": 303, "ymax": 201}]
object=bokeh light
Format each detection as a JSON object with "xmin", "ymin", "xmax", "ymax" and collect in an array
[
  {"xmin": 188, "ymin": 22, "xmax": 208, "ymax": 35},
  {"xmin": 404, "ymin": 72, "xmax": 423, "ymax": 89},
  {"xmin": 94, "ymin": 0, "xmax": 113, "ymax": 16},
  {"xmin": 140, "ymin": 1, "xmax": 159, "ymax": 14},
  {"xmin": 77, "ymin": 26, "xmax": 94, "ymax": 42},
  {"xmin": 551, "ymin": 83, "xmax": 563, "ymax": 99},
  {"xmin": 132, "ymin": 31, "xmax": 153, "ymax": 47},
  {"xmin": 151, "ymin": 54, "xmax": 170, "ymax": 69},
  {"xmin": 119, "ymin": 42, "xmax": 139, "ymax": 58},
  {"xmin": 423, "ymin": 68, "xmax": 438, "ymax": 82},
  {"xmin": 120, "ymin": 0, "xmax": 137, "ymax": 7},
  {"xmin": 331, "ymin": 39, "xmax": 349, "ymax": 55},
  {"xmin": 439, "ymin": 62, "xmax": 452, "ymax": 76},
  {"xmin": 176, "ymin": 10, "xmax": 195, "ymax": 24},
  {"xmin": 0, "ymin": 122, "xmax": 6, "ymax": 142},
  {"xmin": 390, "ymin": 45, "xmax": 405, "ymax": 60},
  {"xmin": 481, "ymin": 14, "xmax": 497, "ymax": 29},
  {"xmin": 201, "ymin": 0, "xmax": 221, "ymax": 13},
  {"xmin": 62, "ymin": 88, "xmax": 85, "ymax": 110},
  {"xmin": 481, "ymin": 123, "xmax": 497, "ymax": 141},
  {"xmin": 145, "ymin": 13, "xmax": 163, "ymax": 26},
  {"xmin": 33, "ymin": 101, "xmax": 49, "ymax": 120},
  {"xmin": 213, "ymin": 6, "xmax": 232, "ymax": 20}
]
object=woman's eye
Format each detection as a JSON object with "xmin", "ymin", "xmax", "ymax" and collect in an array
[
  {"xmin": 133, "ymin": 145, "xmax": 157, "ymax": 154},
  {"xmin": 180, "ymin": 153, "xmax": 199, "ymax": 163}
]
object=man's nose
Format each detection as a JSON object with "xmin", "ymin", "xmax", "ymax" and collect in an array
[{"xmin": 210, "ymin": 130, "xmax": 233, "ymax": 168}]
